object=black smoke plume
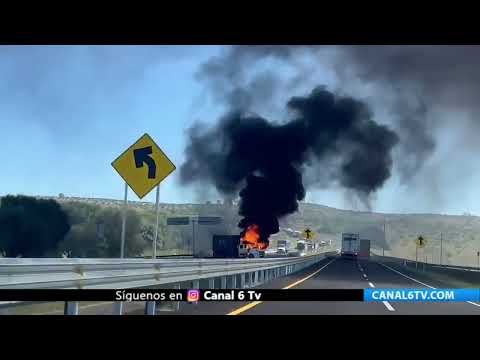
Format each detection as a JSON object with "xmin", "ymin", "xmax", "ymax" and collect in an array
[
  {"xmin": 180, "ymin": 87, "xmax": 399, "ymax": 244},
  {"xmin": 198, "ymin": 46, "xmax": 480, "ymax": 188}
]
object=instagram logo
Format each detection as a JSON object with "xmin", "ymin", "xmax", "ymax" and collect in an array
[{"xmin": 187, "ymin": 289, "xmax": 200, "ymax": 302}]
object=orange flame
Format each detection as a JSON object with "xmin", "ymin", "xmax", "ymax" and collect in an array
[{"xmin": 242, "ymin": 224, "xmax": 268, "ymax": 250}]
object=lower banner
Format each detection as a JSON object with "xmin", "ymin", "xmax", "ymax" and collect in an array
[{"xmin": 0, "ymin": 288, "xmax": 478, "ymax": 302}]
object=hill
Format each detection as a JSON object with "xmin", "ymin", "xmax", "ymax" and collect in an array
[{"xmin": 15, "ymin": 195, "xmax": 480, "ymax": 266}]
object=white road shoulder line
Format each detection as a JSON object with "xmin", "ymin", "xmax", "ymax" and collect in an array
[
  {"xmin": 379, "ymin": 262, "xmax": 480, "ymax": 308},
  {"xmin": 467, "ymin": 301, "xmax": 480, "ymax": 307},
  {"xmin": 379, "ymin": 262, "xmax": 435, "ymax": 288},
  {"xmin": 383, "ymin": 301, "xmax": 395, "ymax": 311},
  {"xmin": 367, "ymin": 280, "xmax": 395, "ymax": 311}
]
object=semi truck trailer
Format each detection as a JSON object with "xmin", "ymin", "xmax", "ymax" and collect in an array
[{"xmin": 341, "ymin": 233, "xmax": 360, "ymax": 259}]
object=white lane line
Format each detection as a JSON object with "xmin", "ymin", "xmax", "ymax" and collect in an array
[
  {"xmin": 367, "ymin": 280, "xmax": 395, "ymax": 311},
  {"xmin": 379, "ymin": 262, "xmax": 480, "ymax": 308},
  {"xmin": 362, "ymin": 274, "xmax": 367, "ymax": 278},
  {"xmin": 467, "ymin": 301, "xmax": 480, "ymax": 307},
  {"xmin": 379, "ymin": 262, "xmax": 435, "ymax": 288},
  {"xmin": 383, "ymin": 301, "xmax": 395, "ymax": 311}
]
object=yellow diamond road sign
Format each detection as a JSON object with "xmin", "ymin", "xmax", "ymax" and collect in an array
[
  {"xmin": 112, "ymin": 133, "xmax": 176, "ymax": 199},
  {"xmin": 415, "ymin": 236, "xmax": 426, "ymax": 248},
  {"xmin": 303, "ymin": 228, "xmax": 315, "ymax": 240}
]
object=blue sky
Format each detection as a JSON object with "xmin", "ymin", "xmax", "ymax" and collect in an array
[
  {"xmin": 0, "ymin": 46, "xmax": 224, "ymax": 205},
  {"xmin": 0, "ymin": 45, "xmax": 479, "ymax": 215}
]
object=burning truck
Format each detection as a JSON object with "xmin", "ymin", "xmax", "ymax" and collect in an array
[{"xmin": 212, "ymin": 224, "xmax": 267, "ymax": 258}]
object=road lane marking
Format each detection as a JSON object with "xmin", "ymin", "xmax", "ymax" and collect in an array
[
  {"xmin": 383, "ymin": 301, "xmax": 395, "ymax": 311},
  {"xmin": 366, "ymin": 280, "xmax": 395, "ymax": 311},
  {"xmin": 227, "ymin": 301, "xmax": 263, "ymax": 315},
  {"xmin": 362, "ymin": 274, "xmax": 367, "ymax": 278},
  {"xmin": 467, "ymin": 301, "xmax": 480, "ymax": 307},
  {"xmin": 379, "ymin": 262, "xmax": 435, "ymax": 288},
  {"xmin": 379, "ymin": 262, "xmax": 480, "ymax": 308},
  {"xmin": 227, "ymin": 258, "xmax": 337, "ymax": 315},
  {"xmin": 283, "ymin": 258, "xmax": 336, "ymax": 289}
]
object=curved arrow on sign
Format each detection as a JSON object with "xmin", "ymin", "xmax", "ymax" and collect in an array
[{"xmin": 134, "ymin": 146, "xmax": 157, "ymax": 179}]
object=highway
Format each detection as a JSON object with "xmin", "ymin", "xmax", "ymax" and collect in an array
[
  {"xmin": 9, "ymin": 254, "xmax": 478, "ymax": 315},
  {"xmin": 154, "ymin": 255, "xmax": 480, "ymax": 315}
]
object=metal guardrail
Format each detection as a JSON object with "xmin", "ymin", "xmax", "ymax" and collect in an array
[{"xmin": 0, "ymin": 251, "xmax": 333, "ymax": 315}]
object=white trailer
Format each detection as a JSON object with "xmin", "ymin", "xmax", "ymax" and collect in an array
[{"xmin": 341, "ymin": 233, "xmax": 360, "ymax": 259}]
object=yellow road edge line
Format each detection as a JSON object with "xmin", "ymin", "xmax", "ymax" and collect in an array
[
  {"xmin": 227, "ymin": 301, "xmax": 263, "ymax": 315},
  {"xmin": 226, "ymin": 257, "xmax": 336, "ymax": 315}
]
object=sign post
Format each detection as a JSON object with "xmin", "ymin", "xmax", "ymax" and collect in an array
[
  {"xmin": 477, "ymin": 251, "xmax": 479, "ymax": 269},
  {"xmin": 415, "ymin": 236, "xmax": 426, "ymax": 270},
  {"xmin": 416, "ymin": 245, "xmax": 418, "ymax": 269},
  {"xmin": 192, "ymin": 217, "xmax": 196, "ymax": 256},
  {"xmin": 440, "ymin": 232, "xmax": 443, "ymax": 266},
  {"xmin": 112, "ymin": 133, "xmax": 176, "ymax": 259},
  {"xmin": 120, "ymin": 182, "xmax": 128, "ymax": 258},
  {"xmin": 153, "ymin": 185, "xmax": 160, "ymax": 259}
]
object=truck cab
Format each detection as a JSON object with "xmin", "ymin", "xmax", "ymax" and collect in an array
[
  {"xmin": 247, "ymin": 248, "xmax": 265, "ymax": 258},
  {"xmin": 238, "ymin": 244, "xmax": 265, "ymax": 258},
  {"xmin": 238, "ymin": 243, "xmax": 249, "ymax": 257}
]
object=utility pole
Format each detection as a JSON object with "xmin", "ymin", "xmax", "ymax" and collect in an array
[
  {"xmin": 415, "ymin": 244, "xmax": 418, "ymax": 269},
  {"xmin": 440, "ymin": 232, "xmax": 443, "ymax": 266},
  {"xmin": 191, "ymin": 217, "xmax": 196, "ymax": 257},
  {"xmin": 383, "ymin": 217, "xmax": 386, "ymax": 257}
]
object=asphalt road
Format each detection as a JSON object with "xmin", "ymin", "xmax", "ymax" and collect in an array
[{"xmin": 154, "ymin": 255, "xmax": 480, "ymax": 315}]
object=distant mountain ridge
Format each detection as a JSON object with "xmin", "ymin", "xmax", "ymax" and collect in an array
[{"xmin": 2, "ymin": 195, "xmax": 477, "ymax": 266}]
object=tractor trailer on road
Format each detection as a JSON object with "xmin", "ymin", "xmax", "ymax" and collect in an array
[{"xmin": 341, "ymin": 233, "xmax": 360, "ymax": 258}]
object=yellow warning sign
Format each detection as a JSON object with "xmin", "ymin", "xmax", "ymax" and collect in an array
[
  {"xmin": 303, "ymin": 228, "xmax": 315, "ymax": 240},
  {"xmin": 111, "ymin": 133, "xmax": 176, "ymax": 199},
  {"xmin": 415, "ymin": 235, "xmax": 426, "ymax": 248}
]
